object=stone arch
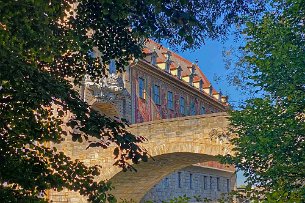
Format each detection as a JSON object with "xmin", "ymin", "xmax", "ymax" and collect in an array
[
  {"xmin": 109, "ymin": 152, "xmax": 222, "ymax": 201},
  {"xmin": 91, "ymin": 101, "xmax": 120, "ymax": 118},
  {"xmin": 106, "ymin": 113, "xmax": 233, "ymax": 201},
  {"xmin": 50, "ymin": 113, "xmax": 234, "ymax": 202}
]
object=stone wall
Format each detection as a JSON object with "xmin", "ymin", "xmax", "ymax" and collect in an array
[{"xmin": 142, "ymin": 165, "xmax": 236, "ymax": 202}]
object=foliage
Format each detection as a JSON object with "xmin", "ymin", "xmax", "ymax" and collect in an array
[
  {"xmin": 224, "ymin": 0, "xmax": 305, "ymax": 202},
  {"xmin": 143, "ymin": 194, "xmax": 231, "ymax": 203},
  {"xmin": 119, "ymin": 199, "xmax": 137, "ymax": 203},
  {"xmin": 161, "ymin": 195, "xmax": 191, "ymax": 203},
  {"xmin": 145, "ymin": 195, "xmax": 197, "ymax": 203},
  {"xmin": 0, "ymin": 0, "xmax": 266, "ymax": 202}
]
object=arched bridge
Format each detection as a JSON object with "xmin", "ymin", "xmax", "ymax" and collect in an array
[
  {"xmin": 51, "ymin": 112, "xmax": 233, "ymax": 202},
  {"xmin": 109, "ymin": 112, "xmax": 232, "ymax": 201}
]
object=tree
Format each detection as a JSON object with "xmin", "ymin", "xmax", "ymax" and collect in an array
[
  {"xmin": 0, "ymin": 0, "xmax": 264, "ymax": 202},
  {"xmin": 224, "ymin": 0, "xmax": 305, "ymax": 202}
]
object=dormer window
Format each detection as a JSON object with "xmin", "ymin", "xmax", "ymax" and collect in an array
[
  {"xmin": 177, "ymin": 66, "xmax": 182, "ymax": 79},
  {"xmin": 189, "ymin": 74, "xmax": 194, "ymax": 86},
  {"xmin": 165, "ymin": 50, "xmax": 171, "ymax": 61},
  {"xmin": 209, "ymin": 85, "xmax": 213, "ymax": 96},
  {"xmin": 165, "ymin": 61, "xmax": 171, "ymax": 73},
  {"xmin": 151, "ymin": 50, "xmax": 157, "ymax": 65},
  {"xmin": 191, "ymin": 64, "xmax": 196, "ymax": 74},
  {"xmin": 165, "ymin": 51, "xmax": 171, "ymax": 73},
  {"xmin": 218, "ymin": 91, "xmax": 222, "ymax": 102},
  {"xmin": 199, "ymin": 79, "xmax": 203, "ymax": 91}
]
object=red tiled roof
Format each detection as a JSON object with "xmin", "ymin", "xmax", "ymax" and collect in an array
[
  {"xmin": 170, "ymin": 63, "xmax": 176, "ymax": 70},
  {"xmin": 203, "ymin": 84, "xmax": 211, "ymax": 88},
  {"xmin": 156, "ymin": 57, "xmax": 165, "ymax": 63},
  {"xmin": 193, "ymin": 75, "xmax": 202, "ymax": 82},
  {"xmin": 144, "ymin": 39, "xmax": 222, "ymax": 100},
  {"xmin": 212, "ymin": 89, "xmax": 219, "ymax": 95},
  {"xmin": 143, "ymin": 47, "xmax": 151, "ymax": 55},
  {"xmin": 182, "ymin": 72, "xmax": 189, "ymax": 77}
]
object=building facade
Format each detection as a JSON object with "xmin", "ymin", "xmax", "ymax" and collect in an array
[
  {"xmin": 142, "ymin": 164, "xmax": 235, "ymax": 202},
  {"xmin": 82, "ymin": 39, "xmax": 228, "ymax": 124},
  {"xmin": 75, "ymin": 39, "xmax": 235, "ymax": 202}
]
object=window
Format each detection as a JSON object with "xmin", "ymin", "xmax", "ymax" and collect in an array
[
  {"xmin": 227, "ymin": 179, "xmax": 230, "ymax": 192},
  {"xmin": 191, "ymin": 64, "xmax": 196, "ymax": 74},
  {"xmin": 217, "ymin": 177, "xmax": 220, "ymax": 191},
  {"xmin": 165, "ymin": 51, "xmax": 171, "ymax": 73},
  {"xmin": 138, "ymin": 77, "xmax": 145, "ymax": 99},
  {"xmin": 218, "ymin": 91, "xmax": 222, "ymax": 102},
  {"xmin": 210, "ymin": 176, "xmax": 213, "ymax": 190},
  {"xmin": 153, "ymin": 85, "xmax": 160, "ymax": 105},
  {"xmin": 204, "ymin": 176, "xmax": 208, "ymax": 190},
  {"xmin": 199, "ymin": 80, "xmax": 203, "ymax": 91},
  {"xmin": 200, "ymin": 106, "xmax": 206, "ymax": 115},
  {"xmin": 164, "ymin": 177, "xmax": 169, "ymax": 188},
  {"xmin": 190, "ymin": 173, "xmax": 193, "ymax": 189},
  {"xmin": 177, "ymin": 66, "xmax": 182, "ymax": 79},
  {"xmin": 166, "ymin": 51, "xmax": 171, "ymax": 60},
  {"xmin": 180, "ymin": 97, "xmax": 185, "ymax": 114},
  {"xmin": 189, "ymin": 74, "xmax": 194, "ymax": 86},
  {"xmin": 178, "ymin": 172, "xmax": 182, "ymax": 188},
  {"xmin": 167, "ymin": 91, "xmax": 173, "ymax": 109},
  {"xmin": 211, "ymin": 107, "xmax": 215, "ymax": 114},
  {"xmin": 165, "ymin": 61, "xmax": 170, "ymax": 73},
  {"xmin": 190, "ymin": 100, "xmax": 196, "ymax": 115},
  {"xmin": 151, "ymin": 52, "xmax": 157, "ymax": 65},
  {"xmin": 209, "ymin": 85, "xmax": 213, "ymax": 96}
]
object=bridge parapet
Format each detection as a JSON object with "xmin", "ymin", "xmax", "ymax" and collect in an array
[
  {"xmin": 110, "ymin": 112, "xmax": 234, "ymax": 201},
  {"xmin": 128, "ymin": 112, "xmax": 232, "ymax": 157}
]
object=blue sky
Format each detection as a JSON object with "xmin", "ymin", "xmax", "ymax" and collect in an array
[{"xmin": 165, "ymin": 38, "xmax": 247, "ymax": 186}]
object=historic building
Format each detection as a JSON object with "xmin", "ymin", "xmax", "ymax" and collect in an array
[
  {"xmin": 81, "ymin": 39, "xmax": 229, "ymax": 124},
  {"xmin": 71, "ymin": 39, "xmax": 235, "ymax": 202}
]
